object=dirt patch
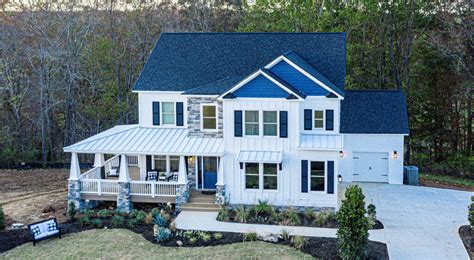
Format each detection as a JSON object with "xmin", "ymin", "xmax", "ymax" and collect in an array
[
  {"xmin": 459, "ymin": 225, "xmax": 473, "ymax": 258},
  {"xmin": 420, "ymin": 178, "xmax": 474, "ymax": 192},
  {"xmin": 0, "ymin": 169, "xmax": 69, "ymax": 227}
]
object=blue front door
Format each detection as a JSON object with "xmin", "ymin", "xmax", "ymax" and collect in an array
[{"xmin": 203, "ymin": 157, "xmax": 217, "ymax": 189}]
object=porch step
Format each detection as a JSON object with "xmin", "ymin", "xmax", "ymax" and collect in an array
[
  {"xmin": 181, "ymin": 190, "xmax": 219, "ymax": 212},
  {"xmin": 189, "ymin": 196, "xmax": 215, "ymax": 203},
  {"xmin": 180, "ymin": 205, "xmax": 220, "ymax": 212}
]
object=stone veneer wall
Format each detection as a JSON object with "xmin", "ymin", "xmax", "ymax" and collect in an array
[
  {"xmin": 67, "ymin": 180, "xmax": 84, "ymax": 212},
  {"xmin": 215, "ymin": 184, "xmax": 226, "ymax": 205},
  {"xmin": 187, "ymin": 97, "xmax": 223, "ymax": 138},
  {"xmin": 117, "ymin": 182, "xmax": 132, "ymax": 213},
  {"xmin": 175, "ymin": 182, "xmax": 190, "ymax": 212}
]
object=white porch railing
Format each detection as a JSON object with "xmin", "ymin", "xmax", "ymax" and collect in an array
[
  {"xmin": 127, "ymin": 155, "xmax": 139, "ymax": 166},
  {"xmin": 81, "ymin": 166, "xmax": 101, "ymax": 179},
  {"xmin": 104, "ymin": 155, "xmax": 120, "ymax": 174},
  {"xmin": 130, "ymin": 181, "xmax": 177, "ymax": 197},
  {"xmin": 80, "ymin": 179, "xmax": 119, "ymax": 195}
]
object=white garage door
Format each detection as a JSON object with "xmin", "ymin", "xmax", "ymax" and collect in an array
[{"xmin": 353, "ymin": 152, "xmax": 389, "ymax": 183}]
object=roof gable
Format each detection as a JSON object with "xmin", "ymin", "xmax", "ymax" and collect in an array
[
  {"xmin": 233, "ymin": 74, "xmax": 291, "ymax": 98},
  {"xmin": 133, "ymin": 33, "xmax": 346, "ymax": 93}
]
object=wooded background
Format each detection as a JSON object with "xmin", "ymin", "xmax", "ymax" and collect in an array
[{"xmin": 0, "ymin": 0, "xmax": 472, "ymax": 178}]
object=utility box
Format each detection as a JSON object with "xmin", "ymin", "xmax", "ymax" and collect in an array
[{"xmin": 403, "ymin": 166, "xmax": 419, "ymax": 185}]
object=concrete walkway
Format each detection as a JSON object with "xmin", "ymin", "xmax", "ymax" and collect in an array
[{"xmin": 175, "ymin": 184, "xmax": 473, "ymax": 260}]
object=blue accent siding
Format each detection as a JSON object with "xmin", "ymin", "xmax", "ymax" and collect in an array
[
  {"xmin": 233, "ymin": 75, "xmax": 290, "ymax": 98},
  {"xmin": 327, "ymin": 161, "xmax": 334, "ymax": 194},
  {"xmin": 270, "ymin": 61, "xmax": 329, "ymax": 96},
  {"xmin": 301, "ymin": 160, "xmax": 308, "ymax": 193},
  {"xmin": 176, "ymin": 102, "xmax": 184, "ymax": 126}
]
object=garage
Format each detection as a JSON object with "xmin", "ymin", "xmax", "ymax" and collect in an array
[{"xmin": 353, "ymin": 152, "xmax": 389, "ymax": 183}]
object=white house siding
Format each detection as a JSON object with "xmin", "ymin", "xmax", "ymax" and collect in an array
[
  {"xmin": 223, "ymin": 98, "xmax": 340, "ymax": 208},
  {"xmin": 340, "ymin": 134, "xmax": 405, "ymax": 184},
  {"xmin": 137, "ymin": 92, "xmax": 188, "ymax": 127},
  {"xmin": 299, "ymin": 97, "xmax": 341, "ymax": 135}
]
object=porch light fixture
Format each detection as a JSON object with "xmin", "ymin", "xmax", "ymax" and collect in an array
[
  {"xmin": 337, "ymin": 174, "xmax": 342, "ymax": 183},
  {"xmin": 393, "ymin": 151, "xmax": 398, "ymax": 159},
  {"xmin": 188, "ymin": 156, "xmax": 195, "ymax": 164},
  {"xmin": 339, "ymin": 150, "xmax": 344, "ymax": 158}
]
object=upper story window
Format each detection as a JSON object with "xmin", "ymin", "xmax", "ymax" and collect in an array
[
  {"xmin": 245, "ymin": 111, "xmax": 259, "ymax": 136},
  {"xmin": 314, "ymin": 110, "xmax": 324, "ymax": 129},
  {"xmin": 162, "ymin": 102, "xmax": 175, "ymax": 125},
  {"xmin": 310, "ymin": 161, "xmax": 325, "ymax": 191},
  {"xmin": 202, "ymin": 104, "xmax": 217, "ymax": 130},
  {"xmin": 263, "ymin": 111, "xmax": 277, "ymax": 136}
]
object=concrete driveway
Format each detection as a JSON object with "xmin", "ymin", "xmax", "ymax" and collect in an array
[{"xmin": 346, "ymin": 183, "xmax": 473, "ymax": 260}]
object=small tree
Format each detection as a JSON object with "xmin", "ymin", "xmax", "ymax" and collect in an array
[
  {"xmin": 0, "ymin": 205, "xmax": 5, "ymax": 230},
  {"xmin": 68, "ymin": 202, "xmax": 77, "ymax": 221},
  {"xmin": 367, "ymin": 204, "xmax": 377, "ymax": 228},
  {"xmin": 337, "ymin": 185, "xmax": 369, "ymax": 260},
  {"xmin": 469, "ymin": 196, "xmax": 474, "ymax": 230}
]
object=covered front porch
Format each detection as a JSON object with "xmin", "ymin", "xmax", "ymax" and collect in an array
[{"xmin": 64, "ymin": 125, "xmax": 225, "ymax": 212}]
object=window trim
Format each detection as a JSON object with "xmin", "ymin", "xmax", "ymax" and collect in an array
[
  {"xmin": 244, "ymin": 162, "xmax": 260, "ymax": 190},
  {"xmin": 263, "ymin": 163, "xmax": 278, "ymax": 190},
  {"xmin": 263, "ymin": 111, "xmax": 278, "ymax": 137},
  {"xmin": 242, "ymin": 110, "xmax": 280, "ymax": 137},
  {"xmin": 308, "ymin": 161, "xmax": 326, "ymax": 193},
  {"xmin": 200, "ymin": 103, "xmax": 218, "ymax": 131},
  {"xmin": 161, "ymin": 101, "xmax": 176, "ymax": 126},
  {"xmin": 313, "ymin": 110, "xmax": 325, "ymax": 130},
  {"xmin": 244, "ymin": 162, "xmax": 279, "ymax": 191},
  {"xmin": 244, "ymin": 110, "xmax": 260, "ymax": 136}
]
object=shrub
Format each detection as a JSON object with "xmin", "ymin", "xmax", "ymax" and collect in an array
[
  {"xmin": 91, "ymin": 218, "xmax": 103, "ymax": 228},
  {"xmin": 111, "ymin": 215, "xmax": 125, "ymax": 227},
  {"xmin": 280, "ymin": 229, "xmax": 290, "ymax": 241},
  {"xmin": 469, "ymin": 196, "xmax": 474, "ymax": 230},
  {"xmin": 129, "ymin": 209, "xmax": 140, "ymax": 219},
  {"xmin": 128, "ymin": 218, "xmax": 139, "ymax": 228},
  {"xmin": 153, "ymin": 213, "xmax": 169, "ymax": 228},
  {"xmin": 164, "ymin": 202, "xmax": 173, "ymax": 214},
  {"xmin": 84, "ymin": 209, "xmax": 95, "ymax": 218},
  {"xmin": 337, "ymin": 185, "xmax": 369, "ymax": 260},
  {"xmin": 217, "ymin": 205, "xmax": 230, "ymax": 222},
  {"xmin": 145, "ymin": 213, "xmax": 154, "ymax": 225},
  {"xmin": 367, "ymin": 204, "xmax": 377, "ymax": 228},
  {"xmin": 183, "ymin": 230, "xmax": 196, "ymax": 240},
  {"xmin": 304, "ymin": 208, "xmax": 315, "ymax": 220},
  {"xmin": 68, "ymin": 202, "xmax": 77, "ymax": 221},
  {"xmin": 213, "ymin": 232, "xmax": 223, "ymax": 240},
  {"xmin": 97, "ymin": 209, "xmax": 110, "ymax": 219},
  {"xmin": 0, "ymin": 205, "xmax": 5, "ymax": 230},
  {"xmin": 79, "ymin": 216, "xmax": 91, "ymax": 227},
  {"xmin": 155, "ymin": 227, "xmax": 171, "ymax": 242},
  {"xmin": 235, "ymin": 206, "xmax": 248, "ymax": 223},
  {"xmin": 283, "ymin": 207, "xmax": 301, "ymax": 226},
  {"xmin": 254, "ymin": 200, "xmax": 274, "ymax": 221},
  {"xmin": 198, "ymin": 231, "xmax": 211, "ymax": 242},
  {"xmin": 243, "ymin": 232, "xmax": 258, "ymax": 241},
  {"xmin": 314, "ymin": 212, "xmax": 326, "ymax": 227},
  {"xmin": 169, "ymin": 221, "xmax": 177, "ymax": 233},
  {"xmin": 151, "ymin": 208, "xmax": 160, "ymax": 218},
  {"xmin": 292, "ymin": 236, "xmax": 306, "ymax": 250},
  {"xmin": 326, "ymin": 211, "xmax": 336, "ymax": 222},
  {"xmin": 189, "ymin": 237, "xmax": 197, "ymax": 244},
  {"xmin": 135, "ymin": 211, "xmax": 147, "ymax": 223}
]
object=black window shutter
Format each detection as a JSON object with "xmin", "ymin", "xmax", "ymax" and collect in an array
[
  {"xmin": 304, "ymin": 109, "xmax": 312, "ymax": 130},
  {"xmin": 327, "ymin": 161, "xmax": 334, "ymax": 194},
  {"xmin": 279, "ymin": 111, "xmax": 288, "ymax": 138},
  {"xmin": 234, "ymin": 110, "xmax": 243, "ymax": 137},
  {"xmin": 152, "ymin": 102, "xmax": 160, "ymax": 126},
  {"xmin": 176, "ymin": 102, "xmax": 184, "ymax": 126},
  {"xmin": 146, "ymin": 155, "xmax": 152, "ymax": 171},
  {"xmin": 326, "ymin": 110, "xmax": 334, "ymax": 131},
  {"xmin": 301, "ymin": 160, "xmax": 308, "ymax": 193}
]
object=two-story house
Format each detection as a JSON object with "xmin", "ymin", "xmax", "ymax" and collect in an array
[{"xmin": 64, "ymin": 32, "xmax": 409, "ymax": 213}]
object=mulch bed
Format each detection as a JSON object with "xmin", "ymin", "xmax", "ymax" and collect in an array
[
  {"xmin": 459, "ymin": 225, "xmax": 473, "ymax": 258},
  {"xmin": 0, "ymin": 218, "xmax": 388, "ymax": 259}
]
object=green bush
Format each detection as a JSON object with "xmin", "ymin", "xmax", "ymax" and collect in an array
[
  {"xmin": 280, "ymin": 229, "xmax": 290, "ymax": 241},
  {"xmin": 314, "ymin": 212, "xmax": 326, "ymax": 227},
  {"xmin": 291, "ymin": 235, "xmax": 306, "ymax": 250},
  {"xmin": 217, "ymin": 205, "xmax": 230, "ymax": 221},
  {"xmin": 91, "ymin": 218, "xmax": 103, "ymax": 228},
  {"xmin": 469, "ymin": 196, "xmax": 474, "ymax": 230},
  {"xmin": 155, "ymin": 227, "xmax": 171, "ymax": 242},
  {"xmin": 243, "ymin": 232, "xmax": 258, "ymax": 241},
  {"xmin": 68, "ymin": 202, "xmax": 77, "ymax": 221},
  {"xmin": 97, "ymin": 209, "xmax": 111, "ymax": 219},
  {"xmin": 153, "ymin": 213, "xmax": 169, "ymax": 228},
  {"xmin": 304, "ymin": 208, "xmax": 315, "ymax": 220},
  {"xmin": 111, "ymin": 215, "xmax": 125, "ymax": 227},
  {"xmin": 151, "ymin": 208, "xmax": 160, "ymax": 218},
  {"xmin": 84, "ymin": 209, "xmax": 95, "ymax": 218},
  {"xmin": 128, "ymin": 218, "xmax": 139, "ymax": 228},
  {"xmin": 235, "ymin": 205, "xmax": 248, "ymax": 223},
  {"xmin": 79, "ymin": 216, "xmax": 91, "ymax": 228},
  {"xmin": 282, "ymin": 207, "xmax": 301, "ymax": 226},
  {"xmin": 213, "ymin": 232, "xmax": 223, "ymax": 240},
  {"xmin": 336, "ymin": 185, "xmax": 369, "ymax": 260},
  {"xmin": 129, "ymin": 209, "xmax": 140, "ymax": 219},
  {"xmin": 253, "ymin": 200, "xmax": 274, "ymax": 221},
  {"xmin": 0, "ymin": 205, "xmax": 5, "ymax": 230},
  {"xmin": 135, "ymin": 211, "xmax": 147, "ymax": 223},
  {"xmin": 198, "ymin": 231, "xmax": 211, "ymax": 242}
]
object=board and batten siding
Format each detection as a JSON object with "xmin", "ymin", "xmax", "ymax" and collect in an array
[
  {"xmin": 222, "ymin": 98, "xmax": 339, "ymax": 208},
  {"xmin": 299, "ymin": 97, "xmax": 341, "ymax": 135},
  {"xmin": 340, "ymin": 134, "xmax": 405, "ymax": 184},
  {"xmin": 138, "ymin": 92, "xmax": 187, "ymax": 127}
]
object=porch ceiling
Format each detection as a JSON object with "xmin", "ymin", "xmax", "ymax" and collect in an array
[{"xmin": 63, "ymin": 125, "xmax": 224, "ymax": 156}]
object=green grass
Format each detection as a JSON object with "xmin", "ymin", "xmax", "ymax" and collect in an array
[
  {"xmin": 421, "ymin": 173, "xmax": 474, "ymax": 189},
  {"xmin": 0, "ymin": 229, "xmax": 311, "ymax": 259}
]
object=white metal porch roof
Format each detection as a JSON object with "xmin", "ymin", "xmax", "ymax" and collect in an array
[
  {"xmin": 236, "ymin": 150, "xmax": 282, "ymax": 163},
  {"xmin": 298, "ymin": 134, "xmax": 343, "ymax": 150},
  {"xmin": 63, "ymin": 125, "xmax": 224, "ymax": 156}
]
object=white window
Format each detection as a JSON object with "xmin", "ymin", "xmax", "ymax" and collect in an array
[
  {"xmin": 263, "ymin": 163, "xmax": 278, "ymax": 190},
  {"xmin": 202, "ymin": 104, "xmax": 217, "ymax": 130},
  {"xmin": 162, "ymin": 102, "xmax": 175, "ymax": 125},
  {"xmin": 310, "ymin": 161, "xmax": 325, "ymax": 191},
  {"xmin": 245, "ymin": 163, "xmax": 259, "ymax": 189},
  {"xmin": 169, "ymin": 156, "xmax": 180, "ymax": 172},
  {"xmin": 314, "ymin": 110, "xmax": 324, "ymax": 129},
  {"xmin": 245, "ymin": 111, "xmax": 259, "ymax": 136},
  {"xmin": 263, "ymin": 111, "xmax": 277, "ymax": 136},
  {"xmin": 154, "ymin": 156, "xmax": 166, "ymax": 172}
]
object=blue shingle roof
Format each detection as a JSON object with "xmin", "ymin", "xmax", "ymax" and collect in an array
[
  {"xmin": 133, "ymin": 32, "xmax": 346, "ymax": 92},
  {"xmin": 182, "ymin": 76, "xmax": 244, "ymax": 95},
  {"xmin": 340, "ymin": 90, "xmax": 409, "ymax": 134}
]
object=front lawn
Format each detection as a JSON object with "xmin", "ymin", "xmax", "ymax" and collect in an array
[
  {"xmin": 420, "ymin": 174, "xmax": 474, "ymax": 191},
  {"xmin": 0, "ymin": 229, "xmax": 311, "ymax": 259}
]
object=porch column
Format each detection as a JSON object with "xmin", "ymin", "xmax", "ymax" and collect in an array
[
  {"xmin": 93, "ymin": 153, "xmax": 105, "ymax": 168},
  {"xmin": 117, "ymin": 154, "xmax": 132, "ymax": 213},
  {"xmin": 68, "ymin": 152, "xmax": 83, "ymax": 212},
  {"xmin": 175, "ymin": 156, "xmax": 189, "ymax": 211},
  {"xmin": 215, "ymin": 157, "xmax": 226, "ymax": 205}
]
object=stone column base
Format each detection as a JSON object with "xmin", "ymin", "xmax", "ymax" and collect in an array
[
  {"xmin": 175, "ymin": 183, "xmax": 190, "ymax": 212},
  {"xmin": 215, "ymin": 184, "xmax": 226, "ymax": 205},
  {"xmin": 117, "ymin": 182, "xmax": 132, "ymax": 213},
  {"xmin": 67, "ymin": 180, "xmax": 84, "ymax": 212}
]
